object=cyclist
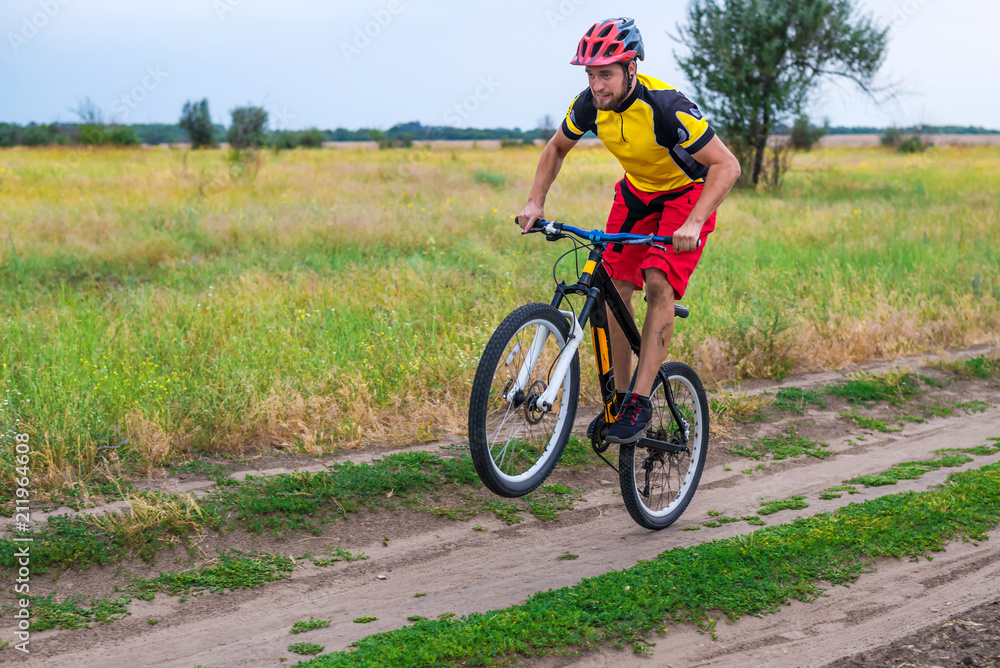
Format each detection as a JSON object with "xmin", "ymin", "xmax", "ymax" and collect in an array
[{"xmin": 516, "ymin": 17, "xmax": 741, "ymax": 445}]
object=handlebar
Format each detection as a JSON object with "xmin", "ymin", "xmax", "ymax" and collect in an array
[{"xmin": 515, "ymin": 218, "xmax": 700, "ymax": 249}]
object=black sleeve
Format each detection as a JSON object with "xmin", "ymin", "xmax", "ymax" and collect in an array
[{"xmin": 560, "ymin": 88, "xmax": 597, "ymax": 140}]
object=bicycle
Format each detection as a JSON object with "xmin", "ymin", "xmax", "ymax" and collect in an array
[{"xmin": 468, "ymin": 220, "xmax": 710, "ymax": 530}]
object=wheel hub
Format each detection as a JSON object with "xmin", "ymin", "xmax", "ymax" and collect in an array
[{"xmin": 524, "ymin": 380, "xmax": 547, "ymax": 424}]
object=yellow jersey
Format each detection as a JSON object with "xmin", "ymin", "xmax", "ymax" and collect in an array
[{"xmin": 561, "ymin": 73, "xmax": 716, "ymax": 193}]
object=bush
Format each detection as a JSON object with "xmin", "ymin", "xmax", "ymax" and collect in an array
[
  {"xmin": 179, "ymin": 99, "xmax": 216, "ymax": 148},
  {"xmin": 0, "ymin": 123, "xmax": 21, "ymax": 147},
  {"xmin": 108, "ymin": 126, "xmax": 140, "ymax": 146},
  {"xmin": 897, "ymin": 136, "xmax": 930, "ymax": 154},
  {"xmin": 298, "ymin": 128, "xmax": 325, "ymax": 149},
  {"xmin": 21, "ymin": 124, "xmax": 51, "ymax": 146},
  {"xmin": 881, "ymin": 127, "xmax": 902, "ymax": 147},
  {"xmin": 271, "ymin": 131, "xmax": 300, "ymax": 151},
  {"xmin": 78, "ymin": 124, "xmax": 109, "ymax": 145},
  {"xmin": 789, "ymin": 115, "xmax": 828, "ymax": 150},
  {"xmin": 227, "ymin": 106, "xmax": 268, "ymax": 150}
]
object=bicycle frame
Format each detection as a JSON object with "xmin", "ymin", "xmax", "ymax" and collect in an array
[{"xmin": 509, "ymin": 221, "xmax": 693, "ymax": 449}]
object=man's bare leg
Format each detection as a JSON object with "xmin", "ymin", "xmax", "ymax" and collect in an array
[
  {"xmin": 606, "ymin": 279, "xmax": 636, "ymax": 394},
  {"xmin": 632, "ymin": 268, "xmax": 675, "ymax": 397}
]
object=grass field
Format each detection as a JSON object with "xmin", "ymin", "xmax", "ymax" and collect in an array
[{"xmin": 0, "ymin": 144, "xmax": 998, "ymax": 491}]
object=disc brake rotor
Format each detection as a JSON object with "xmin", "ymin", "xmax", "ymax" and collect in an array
[{"xmin": 524, "ymin": 380, "xmax": 547, "ymax": 424}]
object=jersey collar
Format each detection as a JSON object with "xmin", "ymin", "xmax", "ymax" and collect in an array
[{"xmin": 613, "ymin": 80, "xmax": 642, "ymax": 113}]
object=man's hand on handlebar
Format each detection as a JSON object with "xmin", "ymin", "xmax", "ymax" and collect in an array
[
  {"xmin": 671, "ymin": 218, "xmax": 704, "ymax": 252},
  {"xmin": 515, "ymin": 201, "xmax": 545, "ymax": 233}
]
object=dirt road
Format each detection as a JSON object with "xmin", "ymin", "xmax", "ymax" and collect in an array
[{"xmin": 9, "ymin": 361, "xmax": 1000, "ymax": 667}]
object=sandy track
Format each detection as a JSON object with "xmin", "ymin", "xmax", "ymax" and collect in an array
[{"xmin": 12, "ymin": 393, "xmax": 997, "ymax": 667}]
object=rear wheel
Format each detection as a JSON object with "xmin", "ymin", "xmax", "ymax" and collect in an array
[
  {"xmin": 618, "ymin": 362, "xmax": 708, "ymax": 530},
  {"xmin": 468, "ymin": 303, "xmax": 580, "ymax": 497}
]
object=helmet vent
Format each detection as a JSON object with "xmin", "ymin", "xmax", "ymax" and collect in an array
[
  {"xmin": 589, "ymin": 42, "xmax": 601, "ymax": 58},
  {"xmin": 603, "ymin": 44, "xmax": 619, "ymax": 57},
  {"xmin": 597, "ymin": 24, "xmax": 614, "ymax": 38}
]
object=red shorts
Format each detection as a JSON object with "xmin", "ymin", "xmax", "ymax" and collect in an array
[{"xmin": 603, "ymin": 176, "xmax": 715, "ymax": 300}]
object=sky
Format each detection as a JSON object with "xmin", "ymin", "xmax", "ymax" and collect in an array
[{"xmin": 2, "ymin": 0, "xmax": 999, "ymax": 131}]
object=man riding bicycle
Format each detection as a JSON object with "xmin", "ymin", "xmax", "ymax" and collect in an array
[{"xmin": 516, "ymin": 17, "xmax": 741, "ymax": 446}]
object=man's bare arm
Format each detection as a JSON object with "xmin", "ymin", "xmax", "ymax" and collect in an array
[
  {"xmin": 515, "ymin": 130, "xmax": 580, "ymax": 232},
  {"xmin": 670, "ymin": 135, "xmax": 741, "ymax": 251}
]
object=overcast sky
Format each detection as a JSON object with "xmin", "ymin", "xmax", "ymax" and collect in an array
[{"xmin": 2, "ymin": 0, "xmax": 998, "ymax": 130}]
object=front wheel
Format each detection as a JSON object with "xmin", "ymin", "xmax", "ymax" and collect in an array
[
  {"xmin": 468, "ymin": 303, "xmax": 580, "ymax": 498},
  {"xmin": 619, "ymin": 362, "xmax": 709, "ymax": 530}
]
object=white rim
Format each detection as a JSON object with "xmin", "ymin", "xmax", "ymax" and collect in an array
[
  {"xmin": 636, "ymin": 373, "xmax": 703, "ymax": 517},
  {"xmin": 486, "ymin": 318, "xmax": 571, "ymax": 484}
]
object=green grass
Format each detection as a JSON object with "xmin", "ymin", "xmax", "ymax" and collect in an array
[
  {"xmin": 839, "ymin": 410, "xmax": 902, "ymax": 433},
  {"xmin": 353, "ymin": 616, "xmax": 378, "ymax": 624},
  {"xmin": 293, "ymin": 463, "xmax": 1000, "ymax": 666},
  {"xmin": 558, "ymin": 554, "xmax": 579, "ymax": 561},
  {"xmin": 3, "ymin": 146, "xmax": 999, "ymax": 493},
  {"xmin": 934, "ymin": 443, "xmax": 1000, "ymax": 457},
  {"xmin": 955, "ymin": 400, "xmax": 990, "ymax": 414},
  {"xmin": 758, "ymin": 495, "xmax": 809, "ymax": 516},
  {"xmin": 931, "ymin": 354, "xmax": 1000, "ymax": 380},
  {"xmin": 772, "ymin": 387, "xmax": 827, "ymax": 414},
  {"xmin": 126, "ymin": 550, "xmax": 294, "ymax": 599},
  {"xmin": 0, "ymin": 505, "xmax": 217, "ymax": 574},
  {"xmin": 291, "ymin": 617, "xmax": 332, "ymax": 634},
  {"xmin": 847, "ymin": 454, "xmax": 974, "ymax": 487},
  {"xmin": 726, "ymin": 430, "xmax": 831, "ymax": 461},
  {"xmin": 828, "ymin": 371, "xmax": 922, "ymax": 406},
  {"xmin": 25, "ymin": 592, "xmax": 131, "ymax": 631}
]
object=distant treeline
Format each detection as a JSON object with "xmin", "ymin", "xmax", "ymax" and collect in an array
[
  {"xmin": 774, "ymin": 124, "xmax": 1000, "ymax": 136},
  {"xmin": 1, "ymin": 120, "xmax": 997, "ymax": 147}
]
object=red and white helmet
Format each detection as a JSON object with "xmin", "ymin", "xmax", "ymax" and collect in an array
[{"xmin": 570, "ymin": 17, "xmax": 645, "ymax": 67}]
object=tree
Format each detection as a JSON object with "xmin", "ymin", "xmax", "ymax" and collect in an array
[
  {"xmin": 227, "ymin": 106, "xmax": 268, "ymax": 150},
  {"xmin": 72, "ymin": 96, "xmax": 108, "ymax": 145},
  {"xmin": 674, "ymin": 0, "xmax": 888, "ymax": 186},
  {"xmin": 298, "ymin": 128, "xmax": 326, "ymax": 148},
  {"xmin": 179, "ymin": 99, "xmax": 216, "ymax": 148},
  {"xmin": 536, "ymin": 114, "xmax": 556, "ymax": 142}
]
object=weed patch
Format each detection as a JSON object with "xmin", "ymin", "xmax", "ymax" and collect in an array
[
  {"xmin": 292, "ymin": 618, "xmax": 332, "ymax": 634},
  {"xmin": 848, "ymin": 454, "xmax": 973, "ymax": 487},
  {"xmin": 839, "ymin": 411, "xmax": 902, "ymax": 433},
  {"xmin": 726, "ymin": 431, "xmax": 831, "ymax": 461},
  {"xmin": 127, "ymin": 550, "xmax": 294, "ymax": 599},
  {"xmin": 772, "ymin": 387, "xmax": 827, "ymax": 414},
  {"xmin": 302, "ymin": 547, "xmax": 368, "ymax": 566},
  {"xmin": 25, "ymin": 593, "xmax": 131, "ymax": 631},
  {"xmin": 289, "ymin": 642, "xmax": 325, "ymax": 656},
  {"xmin": 929, "ymin": 354, "xmax": 999, "ymax": 380},
  {"xmin": 205, "ymin": 451, "xmax": 480, "ymax": 537},
  {"xmin": 829, "ymin": 370, "xmax": 921, "ymax": 406},
  {"xmin": 758, "ymin": 495, "xmax": 809, "ymax": 516}
]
